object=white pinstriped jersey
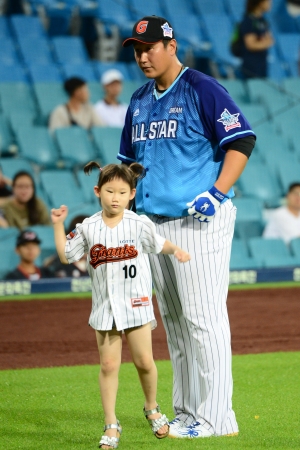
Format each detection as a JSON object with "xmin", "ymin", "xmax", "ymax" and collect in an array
[{"xmin": 65, "ymin": 209, "xmax": 165, "ymax": 331}]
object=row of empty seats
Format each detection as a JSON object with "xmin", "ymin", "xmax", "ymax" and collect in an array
[{"xmin": 230, "ymin": 237, "xmax": 300, "ymax": 270}]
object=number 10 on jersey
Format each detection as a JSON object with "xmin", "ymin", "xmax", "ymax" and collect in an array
[{"xmin": 123, "ymin": 264, "xmax": 136, "ymax": 279}]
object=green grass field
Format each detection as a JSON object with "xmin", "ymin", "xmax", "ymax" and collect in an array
[{"xmin": 1, "ymin": 352, "xmax": 300, "ymax": 450}]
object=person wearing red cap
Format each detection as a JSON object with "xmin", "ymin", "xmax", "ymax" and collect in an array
[{"xmin": 119, "ymin": 15, "xmax": 256, "ymax": 439}]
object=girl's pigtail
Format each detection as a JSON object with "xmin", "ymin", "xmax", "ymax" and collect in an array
[
  {"xmin": 129, "ymin": 162, "xmax": 146, "ymax": 184},
  {"xmin": 84, "ymin": 161, "xmax": 101, "ymax": 175}
]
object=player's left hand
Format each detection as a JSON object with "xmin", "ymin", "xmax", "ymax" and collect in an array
[{"xmin": 187, "ymin": 186, "xmax": 227, "ymax": 223}]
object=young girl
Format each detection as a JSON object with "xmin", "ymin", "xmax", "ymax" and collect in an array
[{"xmin": 51, "ymin": 162, "xmax": 191, "ymax": 449}]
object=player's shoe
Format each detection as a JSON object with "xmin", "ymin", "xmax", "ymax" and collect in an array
[
  {"xmin": 168, "ymin": 418, "xmax": 190, "ymax": 438},
  {"xmin": 169, "ymin": 421, "xmax": 213, "ymax": 438}
]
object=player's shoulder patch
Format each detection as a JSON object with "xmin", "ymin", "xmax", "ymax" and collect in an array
[
  {"xmin": 217, "ymin": 108, "xmax": 241, "ymax": 132},
  {"xmin": 66, "ymin": 229, "xmax": 77, "ymax": 240}
]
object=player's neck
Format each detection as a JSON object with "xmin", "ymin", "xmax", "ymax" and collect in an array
[
  {"xmin": 155, "ymin": 62, "xmax": 184, "ymax": 91},
  {"xmin": 287, "ymin": 205, "xmax": 300, "ymax": 217},
  {"xmin": 102, "ymin": 210, "xmax": 124, "ymax": 228}
]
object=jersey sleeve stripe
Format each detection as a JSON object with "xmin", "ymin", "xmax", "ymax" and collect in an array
[{"xmin": 219, "ymin": 130, "xmax": 255, "ymax": 146}]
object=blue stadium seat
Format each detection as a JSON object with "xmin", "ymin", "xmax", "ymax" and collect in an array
[
  {"xmin": 93, "ymin": 61, "xmax": 132, "ymax": 81},
  {"xmin": 10, "ymin": 15, "xmax": 46, "ymax": 40},
  {"xmin": 16, "ymin": 126, "xmax": 60, "ymax": 168},
  {"xmin": 0, "ymin": 82, "xmax": 36, "ymax": 116},
  {"xmin": 130, "ymin": 0, "xmax": 165, "ymax": 20},
  {"xmin": 0, "ymin": 16, "xmax": 12, "ymax": 39},
  {"xmin": 248, "ymin": 237, "xmax": 292, "ymax": 267},
  {"xmin": 0, "ymin": 65, "xmax": 28, "ymax": 83},
  {"xmin": 119, "ymin": 80, "xmax": 143, "ymax": 104},
  {"xmin": 232, "ymin": 197, "xmax": 264, "ymax": 240},
  {"xmin": 253, "ymin": 130, "xmax": 292, "ymax": 171},
  {"xmin": 52, "ymin": 36, "xmax": 89, "ymax": 65},
  {"xmin": 34, "ymin": 82, "xmax": 68, "ymax": 125},
  {"xmin": 97, "ymin": 0, "xmax": 134, "ymax": 37},
  {"xmin": 29, "ymin": 225, "xmax": 56, "ymax": 260},
  {"xmin": 8, "ymin": 111, "xmax": 36, "ymax": 135},
  {"xmin": 88, "ymin": 81, "xmax": 104, "ymax": 104},
  {"xmin": 276, "ymin": 33, "xmax": 300, "ymax": 64},
  {"xmin": 237, "ymin": 161, "xmax": 283, "ymax": 207},
  {"xmin": 200, "ymin": 14, "xmax": 241, "ymax": 71},
  {"xmin": 163, "ymin": 0, "xmax": 194, "ymax": 16},
  {"xmin": 40, "ymin": 169, "xmax": 86, "ymax": 209},
  {"xmin": 91, "ymin": 127, "xmax": 122, "ymax": 165},
  {"xmin": 0, "ymin": 115, "xmax": 14, "ymax": 154},
  {"xmin": 277, "ymin": 160, "xmax": 300, "ymax": 194},
  {"xmin": 77, "ymin": 168, "xmax": 99, "ymax": 203},
  {"xmin": 239, "ymin": 104, "xmax": 268, "ymax": 127},
  {"xmin": 55, "ymin": 127, "xmax": 96, "ymax": 165},
  {"xmin": 193, "ymin": 0, "xmax": 226, "ymax": 15},
  {"xmin": 0, "ymin": 237, "xmax": 20, "ymax": 279},
  {"xmin": 272, "ymin": 107, "xmax": 300, "ymax": 136},
  {"xmin": 0, "ymin": 157, "xmax": 34, "ymax": 179},
  {"xmin": 165, "ymin": 15, "xmax": 208, "ymax": 57},
  {"xmin": 0, "ymin": 39, "xmax": 20, "ymax": 67},
  {"xmin": 247, "ymin": 78, "xmax": 281, "ymax": 103},
  {"xmin": 28, "ymin": 64, "xmax": 63, "ymax": 83},
  {"xmin": 225, "ymin": 0, "xmax": 245, "ymax": 23},
  {"xmin": 290, "ymin": 238, "xmax": 300, "ymax": 258},
  {"xmin": 230, "ymin": 238, "xmax": 263, "ymax": 270},
  {"xmin": 18, "ymin": 37, "xmax": 54, "ymax": 66},
  {"xmin": 283, "ymin": 77, "xmax": 300, "ymax": 97},
  {"xmin": 218, "ymin": 79, "xmax": 249, "ymax": 105},
  {"xmin": 61, "ymin": 63, "xmax": 97, "ymax": 82},
  {"xmin": 263, "ymin": 255, "xmax": 300, "ymax": 268},
  {"xmin": 127, "ymin": 62, "xmax": 149, "ymax": 83}
]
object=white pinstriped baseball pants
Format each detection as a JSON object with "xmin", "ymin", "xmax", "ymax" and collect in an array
[{"xmin": 149, "ymin": 200, "xmax": 238, "ymax": 436}]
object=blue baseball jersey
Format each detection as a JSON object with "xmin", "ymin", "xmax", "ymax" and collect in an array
[{"xmin": 118, "ymin": 68, "xmax": 255, "ymax": 217}]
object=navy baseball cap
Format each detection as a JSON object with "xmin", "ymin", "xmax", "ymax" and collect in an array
[
  {"xmin": 123, "ymin": 15, "xmax": 175, "ymax": 47},
  {"xmin": 16, "ymin": 230, "xmax": 41, "ymax": 247}
]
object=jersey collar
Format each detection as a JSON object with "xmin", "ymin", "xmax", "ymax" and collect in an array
[{"xmin": 153, "ymin": 67, "xmax": 188, "ymax": 100}]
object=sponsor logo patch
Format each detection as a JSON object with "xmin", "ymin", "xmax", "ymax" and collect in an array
[
  {"xmin": 161, "ymin": 22, "xmax": 173, "ymax": 38},
  {"xmin": 136, "ymin": 20, "xmax": 148, "ymax": 34},
  {"xmin": 131, "ymin": 297, "xmax": 149, "ymax": 307},
  {"xmin": 217, "ymin": 108, "xmax": 241, "ymax": 132},
  {"xmin": 89, "ymin": 244, "xmax": 138, "ymax": 269},
  {"xmin": 66, "ymin": 229, "xmax": 77, "ymax": 240}
]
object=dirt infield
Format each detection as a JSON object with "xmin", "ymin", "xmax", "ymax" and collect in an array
[{"xmin": 0, "ymin": 287, "xmax": 300, "ymax": 370}]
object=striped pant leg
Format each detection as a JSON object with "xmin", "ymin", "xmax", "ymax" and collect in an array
[
  {"xmin": 150, "ymin": 200, "xmax": 238, "ymax": 435},
  {"xmin": 149, "ymin": 250, "xmax": 200, "ymax": 425}
]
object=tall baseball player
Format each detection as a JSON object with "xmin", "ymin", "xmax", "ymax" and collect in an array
[
  {"xmin": 118, "ymin": 16, "xmax": 256, "ymax": 438},
  {"xmin": 51, "ymin": 161, "xmax": 190, "ymax": 448}
]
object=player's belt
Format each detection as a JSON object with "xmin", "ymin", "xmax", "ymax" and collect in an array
[{"xmin": 153, "ymin": 214, "xmax": 184, "ymax": 220}]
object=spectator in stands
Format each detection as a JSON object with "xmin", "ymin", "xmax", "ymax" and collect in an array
[
  {"xmin": 49, "ymin": 77, "xmax": 103, "ymax": 132},
  {"xmin": 94, "ymin": 69, "xmax": 128, "ymax": 127},
  {"xmin": 239, "ymin": 0, "xmax": 274, "ymax": 79},
  {"xmin": 263, "ymin": 182, "xmax": 300, "ymax": 244},
  {"xmin": 287, "ymin": 0, "xmax": 300, "ymax": 16},
  {"xmin": 45, "ymin": 215, "xmax": 88, "ymax": 278},
  {"xmin": 1, "ymin": 171, "xmax": 51, "ymax": 230},
  {"xmin": 0, "ymin": 165, "xmax": 12, "ymax": 207},
  {"xmin": 5, "ymin": 230, "xmax": 54, "ymax": 280}
]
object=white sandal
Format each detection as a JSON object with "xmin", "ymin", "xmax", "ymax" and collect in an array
[
  {"xmin": 99, "ymin": 420, "xmax": 122, "ymax": 449},
  {"xmin": 143, "ymin": 405, "xmax": 169, "ymax": 439}
]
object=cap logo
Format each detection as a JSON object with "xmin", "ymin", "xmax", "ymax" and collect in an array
[
  {"xmin": 136, "ymin": 20, "xmax": 148, "ymax": 34},
  {"xmin": 161, "ymin": 22, "xmax": 173, "ymax": 38},
  {"xmin": 24, "ymin": 231, "xmax": 37, "ymax": 240}
]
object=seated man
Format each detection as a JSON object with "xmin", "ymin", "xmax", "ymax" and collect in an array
[
  {"xmin": 94, "ymin": 69, "xmax": 128, "ymax": 127},
  {"xmin": 5, "ymin": 230, "xmax": 54, "ymax": 280},
  {"xmin": 263, "ymin": 182, "xmax": 300, "ymax": 244},
  {"xmin": 49, "ymin": 77, "xmax": 103, "ymax": 132}
]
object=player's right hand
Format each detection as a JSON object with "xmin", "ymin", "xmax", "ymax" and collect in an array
[{"xmin": 51, "ymin": 205, "xmax": 68, "ymax": 224}]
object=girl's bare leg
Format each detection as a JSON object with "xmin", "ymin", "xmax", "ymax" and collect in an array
[
  {"xmin": 125, "ymin": 323, "xmax": 168, "ymax": 436},
  {"xmin": 96, "ymin": 329, "xmax": 122, "ymax": 449}
]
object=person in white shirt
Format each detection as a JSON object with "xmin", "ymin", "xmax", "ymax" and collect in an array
[
  {"xmin": 263, "ymin": 182, "xmax": 300, "ymax": 244},
  {"xmin": 94, "ymin": 69, "xmax": 128, "ymax": 127},
  {"xmin": 49, "ymin": 77, "xmax": 103, "ymax": 132}
]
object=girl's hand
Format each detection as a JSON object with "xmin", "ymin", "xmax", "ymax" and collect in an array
[
  {"xmin": 51, "ymin": 205, "xmax": 68, "ymax": 224},
  {"xmin": 174, "ymin": 249, "xmax": 191, "ymax": 263}
]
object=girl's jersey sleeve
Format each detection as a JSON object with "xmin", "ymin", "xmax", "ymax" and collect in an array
[
  {"xmin": 197, "ymin": 77, "xmax": 255, "ymax": 150},
  {"xmin": 118, "ymin": 104, "xmax": 136, "ymax": 163},
  {"xmin": 139, "ymin": 215, "xmax": 166, "ymax": 254},
  {"xmin": 65, "ymin": 223, "xmax": 88, "ymax": 263}
]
